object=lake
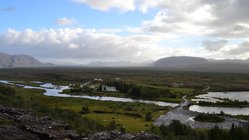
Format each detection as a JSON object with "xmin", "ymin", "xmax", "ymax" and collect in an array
[
  {"xmin": 189, "ymin": 105, "xmax": 249, "ymax": 115},
  {"xmin": 192, "ymin": 92, "xmax": 249, "ymax": 102},
  {"xmin": 190, "ymin": 91, "xmax": 249, "ymax": 115}
]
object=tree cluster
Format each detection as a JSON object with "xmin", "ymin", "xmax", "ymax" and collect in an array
[{"xmin": 105, "ymin": 81, "xmax": 176, "ymax": 99}]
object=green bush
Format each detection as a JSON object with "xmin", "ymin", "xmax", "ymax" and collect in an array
[
  {"xmin": 0, "ymin": 85, "xmax": 16, "ymax": 96},
  {"xmin": 194, "ymin": 114, "xmax": 225, "ymax": 123},
  {"xmin": 145, "ymin": 112, "xmax": 152, "ymax": 121},
  {"xmin": 80, "ymin": 106, "xmax": 90, "ymax": 114}
]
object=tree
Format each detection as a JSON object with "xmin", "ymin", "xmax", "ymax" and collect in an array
[
  {"xmin": 130, "ymin": 86, "xmax": 141, "ymax": 97},
  {"xmin": 107, "ymin": 120, "xmax": 117, "ymax": 130},
  {"xmin": 119, "ymin": 125, "xmax": 126, "ymax": 133},
  {"xmin": 145, "ymin": 112, "xmax": 152, "ymax": 121},
  {"xmin": 0, "ymin": 85, "xmax": 16, "ymax": 96},
  {"xmin": 208, "ymin": 125, "xmax": 229, "ymax": 140},
  {"xmin": 80, "ymin": 106, "xmax": 90, "ymax": 114}
]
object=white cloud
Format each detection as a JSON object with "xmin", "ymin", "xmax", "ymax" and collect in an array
[
  {"xmin": 72, "ymin": 0, "xmax": 136, "ymax": 12},
  {"xmin": 2, "ymin": 27, "xmax": 228, "ymax": 64},
  {"xmin": 68, "ymin": 43, "xmax": 79, "ymax": 49},
  {"xmin": 55, "ymin": 17, "xmax": 75, "ymax": 26},
  {"xmin": 1, "ymin": 28, "xmax": 249, "ymax": 64},
  {"xmin": 227, "ymin": 41, "xmax": 249, "ymax": 56},
  {"xmin": 74, "ymin": 0, "xmax": 248, "ymax": 39},
  {"xmin": 203, "ymin": 40, "xmax": 228, "ymax": 51},
  {"xmin": 0, "ymin": 28, "xmax": 171, "ymax": 63},
  {"xmin": 140, "ymin": 0, "xmax": 249, "ymax": 38}
]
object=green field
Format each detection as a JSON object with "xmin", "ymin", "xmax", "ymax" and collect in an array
[
  {"xmin": 0, "ymin": 84, "xmax": 169, "ymax": 132},
  {"xmin": 1, "ymin": 67, "xmax": 249, "ymax": 92}
]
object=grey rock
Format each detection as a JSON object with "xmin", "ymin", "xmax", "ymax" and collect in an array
[
  {"xmin": 0, "ymin": 125, "xmax": 39, "ymax": 140},
  {"xmin": 85, "ymin": 130, "xmax": 160, "ymax": 140},
  {"xmin": 0, "ymin": 106, "xmax": 161, "ymax": 140},
  {"xmin": 0, "ymin": 106, "xmax": 80, "ymax": 139}
]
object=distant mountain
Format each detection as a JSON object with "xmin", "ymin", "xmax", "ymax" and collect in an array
[
  {"xmin": 154, "ymin": 56, "xmax": 209, "ymax": 67},
  {"xmin": 86, "ymin": 61, "xmax": 151, "ymax": 67},
  {"xmin": 152, "ymin": 56, "xmax": 249, "ymax": 73},
  {"xmin": 208, "ymin": 58, "xmax": 249, "ymax": 64},
  {"xmin": 0, "ymin": 52, "xmax": 53, "ymax": 68}
]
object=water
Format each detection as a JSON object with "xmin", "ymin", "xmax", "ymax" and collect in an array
[
  {"xmin": 190, "ymin": 91, "xmax": 249, "ymax": 115},
  {"xmin": 193, "ymin": 92, "xmax": 249, "ymax": 102},
  {"xmin": 189, "ymin": 105, "xmax": 249, "ymax": 115},
  {"xmin": 0, "ymin": 80, "xmax": 178, "ymax": 107}
]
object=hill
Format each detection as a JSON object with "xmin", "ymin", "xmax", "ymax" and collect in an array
[
  {"xmin": 154, "ymin": 56, "xmax": 209, "ymax": 67},
  {"xmin": 0, "ymin": 52, "xmax": 52, "ymax": 68},
  {"xmin": 153, "ymin": 56, "xmax": 249, "ymax": 73}
]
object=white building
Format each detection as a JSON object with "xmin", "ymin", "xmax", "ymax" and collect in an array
[{"xmin": 102, "ymin": 86, "xmax": 117, "ymax": 92}]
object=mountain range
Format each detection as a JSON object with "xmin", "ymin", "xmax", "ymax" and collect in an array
[
  {"xmin": 152, "ymin": 56, "xmax": 249, "ymax": 73},
  {"xmin": 0, "ymin": 52, "xmax": 53, "ymax": 68},
  {"xmin": 1, "ymin": 52, "xmax": 249, "ymax": 73},
  {"xmin": 86, "ymin": 61, "xmax": 152, "ymax": 67},
  {"xmin": 86, "ymin": 56, "xmax": 249, "ymax": 73}
]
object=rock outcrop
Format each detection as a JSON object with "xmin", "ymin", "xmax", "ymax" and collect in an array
[
  {"xmin": 0, "ymin": 106, "xmax": 80, "ymax": 139},
  {"xmin": 0, "ymin": 106, "xmax": 160, "ymax": 140},
  {"xmin": 84, "ymin": 130, "xmax": 160, "ymax": 140}
]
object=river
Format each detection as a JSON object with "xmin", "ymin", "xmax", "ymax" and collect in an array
[{"xmin": 0, "ymin": 80, "xmax": 178, "ymax": 107}]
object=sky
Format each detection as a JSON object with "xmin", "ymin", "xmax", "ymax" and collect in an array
[{"xmin": 0, "ymin": 0, "xmax": 249, "ymax": 64}]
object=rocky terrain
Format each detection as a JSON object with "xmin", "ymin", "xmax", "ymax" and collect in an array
[{"xmin": 0, "ymin": 106, "xmax": 160, "ymax": 140}]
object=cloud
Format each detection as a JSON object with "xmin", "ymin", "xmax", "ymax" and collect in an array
[
  {"xmin": 0, "ymin": 6, "xmax": 16, "ymax": 12},
  {"xmin": 71, "ymin": 0, "xmax": 136, "ymax": 12},
  {"xmin": 70, "ymin": 0, "xmax": 249, "ymax": 39},
  {"xmin": 203, "ymin": 40, "xmax": 228, "ymax": 51},
  {"xmin": 0, "ymin": 28, "xmax": 218, "ymax": 64},
  {"xmin": 0, "ymin": 28, "xmax": 164, "ymax": 63},
  {"xmin": 2, "ymin": 28, "xmax": 249, "ymax": 64},
  {"xmin": 79, "ymin": 0, "xmax": 243, "ymax": 39},
  {"xmin": 227, "ymin": 41, "xmax": 249, "ymax": 55},
  {"xmin": 55, "ymin": 17, "xmax": 75, "ymax": 26}
]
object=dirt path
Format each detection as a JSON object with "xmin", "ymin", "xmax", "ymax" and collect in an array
[{"xmin": 153, "ymin": 94, "xmax": 248, "ymax": 129}]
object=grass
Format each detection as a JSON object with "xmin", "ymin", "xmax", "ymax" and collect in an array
[
  {"xmin": 83, "ymin": 109, "xmax": 168, "ymax": 133},
  {"xmin": 9, "ymin": 85, "xmax": 170, "ymax": 133},
  {"xmin": 83, "ymin": 113, "xmax": 150, "ymax": 132},
  {"xmin": 10, "ymin": 81, "xmax": 42, "ymax": 87}
]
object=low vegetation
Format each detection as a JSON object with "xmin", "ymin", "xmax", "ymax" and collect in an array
[
  {"xmin": 1, "ymin": 68, "xmax": 249, "ymax": 139},
  {"xmin": 152, "ymin": 120, "xmax": 249, "ymax": 140},
  {"xmin": 1, "ymin": 67, "xmax": 249, "ymax": 92},
  {"xmin": 194, "ymin": 114, "xmax": 225, "ymax": 123},
  {"xmin": 197, "ymin": 100, "xmax": 249, "ymax": 107},
  {"xmin": 63, "ymin": 80, "xmax": 191, "ymax": 103},
  {"xmin": 0, "ymin": 84, "xmax": 169, "ymax": 133}
]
